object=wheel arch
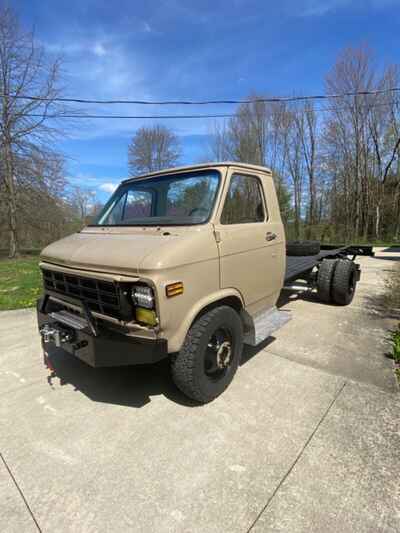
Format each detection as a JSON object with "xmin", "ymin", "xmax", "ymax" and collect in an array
[
  {"xmin": 166, "ymin": 289, "xmax": 245, "ymax": 353},
  {"xmin": 195, "ymin": 294, "xmax": 243, "ymax": 319}
]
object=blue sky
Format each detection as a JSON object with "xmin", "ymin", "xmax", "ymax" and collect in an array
[{"xmin": 14, "ymin": 0, "xmax": 400, "ymax": 201}]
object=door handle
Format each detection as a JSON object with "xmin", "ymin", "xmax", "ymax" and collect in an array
[{"xmin": 266, "ymin": 232, "xmax": 277, "ymax": 241}]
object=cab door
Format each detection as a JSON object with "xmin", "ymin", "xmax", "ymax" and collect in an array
[{"xmin": 214, "ymin": 171, "xmax": 283, "ymax": 312}]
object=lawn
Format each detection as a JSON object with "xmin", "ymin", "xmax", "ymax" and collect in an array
[{"xmin": 0, "ymin": 255, "xmax": 42, "ymax": 310}]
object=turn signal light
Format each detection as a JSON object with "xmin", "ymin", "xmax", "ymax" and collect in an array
[{"xmin": 166, "ymin": 282, "xmax": 184, "ymax": 298}]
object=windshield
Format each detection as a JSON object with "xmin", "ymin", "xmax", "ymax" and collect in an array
[{"xmin": 93, "ymin": 170, "xmax": 220, "ymax": 226}]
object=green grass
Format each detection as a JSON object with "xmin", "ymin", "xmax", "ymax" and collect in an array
[
  {"xmin": 388, "ymin": 326, "xmax": 400, "ymax": 385},
  {"xmin": 380, "ymin": 265, "xmax": 400, "ymax": 385},
  {"xmin": 389, "ymin": 327, "xmax": 400, "ymax": 363},
  {"xmin": 0, "ymin": 255, "xmax": 42, "ymax": 310}
]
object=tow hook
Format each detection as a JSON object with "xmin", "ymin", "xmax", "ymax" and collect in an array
[{"xmin": 40, "ymin": 324, "xmax": 74, "ymax": 347}]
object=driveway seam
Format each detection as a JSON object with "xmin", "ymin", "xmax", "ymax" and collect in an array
[
  {"xmin": 246, "ymin": 381, "xmax": 347, "ymax": 533},
  {"xmin": 0, "ymin": 452, "xmax": 42, "ymax": 533}
]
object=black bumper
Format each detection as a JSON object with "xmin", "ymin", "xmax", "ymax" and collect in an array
[{"xmin": 37, "ymin": 297, "xmax": 168, "ymax": 368}]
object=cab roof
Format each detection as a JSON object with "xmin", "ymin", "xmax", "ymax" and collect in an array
[{"xmin": 122, "ymin": 161, "xmax": 272, "ymax": 184}]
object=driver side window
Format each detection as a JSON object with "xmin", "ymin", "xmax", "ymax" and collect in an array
[{"xmin": 221, "ymin": 174, "xmax": 265, "ymax": 225}]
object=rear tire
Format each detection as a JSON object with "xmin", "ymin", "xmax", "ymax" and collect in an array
[
  {"xmin": 286, "ymin": 240, "xmax": 320, "ymax": 256},
  {"xmin": 317, "ymin": 259, "xmax": 338, "ymax": 303},
  {"xmin": 171, "ymin": 306, "xmax": 243, "ymax": 403},
  {"xmin": 331, "ymin": 259, "xmax": 358, "ymax": 306}
]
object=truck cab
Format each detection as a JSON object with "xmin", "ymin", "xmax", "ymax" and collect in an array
[{"xmin": 37, "ymin": 162, "xmax": 287, "ymax": 402}]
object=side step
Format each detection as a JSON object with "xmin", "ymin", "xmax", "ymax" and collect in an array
[{"xmin": 244, "ymin": 306, "xmax": 291, "ymax": 346}]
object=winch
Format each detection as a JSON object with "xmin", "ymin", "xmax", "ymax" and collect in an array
[{"xmin": 40, "ymin": 324, "xmax": 74, "ymax": 347}]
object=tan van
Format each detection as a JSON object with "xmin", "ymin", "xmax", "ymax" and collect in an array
[{"xmin": 37, "ymin": 162, "xmax": 371, "ymax": 402}]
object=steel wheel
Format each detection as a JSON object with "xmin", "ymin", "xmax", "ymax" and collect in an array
[
  {"xmin": 171, "ymin": 306, "xmax": 243, "ymax": 403},
  {"xmin": 204, "ymin": 327, "xmax": 233, "ymax": 381}
]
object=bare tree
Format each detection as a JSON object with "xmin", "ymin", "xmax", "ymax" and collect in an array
[
  {"xmin": 0, "ymin": 148, "xmax": 81, "ymax": 250},
  {"xmin": 70, "ymin": 186, "xmax": 96, "ymax": 223},
  {"xmin": 0, "ymin": 6, "xmax": 65, "ymax": 257},
  {"xmin": 367, "ymin": 66, "xmax": 400, "ymax": 238},
  {"xmin": 293, "ymin": 101, "xmax": 318, "ymax": 235},
  {"xmin": 207, "ymin": 120, "xmax": 233, "ymax": 161},
  {"xmin": 282, "ymin": 109, "xmax": 304, "ymax": 239},
  {"xmin": 207, "ymin": 98, "xmax": 271, "ymax": 165},
  {"xmin": 207, "ymin": 97, "xmax": 294, "ymax": 230},
  {"xmin": 128, "ymin": 124, "xmax": 181, "ymax": 176},
  {"xmin": 323, "ymin": 46, "xmax": 400, "ymax": 241},
  {"xmin": 324, "ymin": 46, "xmax": 376, "ymax": 240},
  {"xmin": 207, "ymin": 48, "xmax": 400, "ymax": 243}
]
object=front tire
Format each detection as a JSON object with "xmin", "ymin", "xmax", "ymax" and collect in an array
[{"xmin": 171, "ymin": 306, "xmax": 243, "ymax": 403}]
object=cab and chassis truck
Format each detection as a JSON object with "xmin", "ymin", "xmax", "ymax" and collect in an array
[{"xmin": 37, "ymin": 162, "xmax": 373, "ymax": 403}]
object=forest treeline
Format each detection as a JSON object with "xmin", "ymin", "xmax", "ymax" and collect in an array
[
  {"xmin": 208, "ymin": 46, "xmax": 400, "ymax": 243},
  {"xmin": 1, "ymin": 2, "xmax": 399, "ymax": 257}
]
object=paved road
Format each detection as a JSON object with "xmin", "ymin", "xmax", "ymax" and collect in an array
[{"xmin": 1, "ymin": 248, "xmax": 399, "ymax": 532}]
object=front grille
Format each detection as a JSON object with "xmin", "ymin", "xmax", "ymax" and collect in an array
[{"xmin": 42, "ymin": 269, "xmax": 121, "ymax": 319}]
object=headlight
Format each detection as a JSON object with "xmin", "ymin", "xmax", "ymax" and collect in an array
[{"xmin": 131, "ymin": 285, "xmax": 154, "ymax": 309}]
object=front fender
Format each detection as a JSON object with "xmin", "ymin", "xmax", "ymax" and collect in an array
[{"xmin": 165, "ymin": 288, "xmax": 245, "ymax": 353}]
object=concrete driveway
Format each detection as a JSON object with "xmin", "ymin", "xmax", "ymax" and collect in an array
[{"xmin": 1, "ymin": 248, "xmax": 399, "ymax": 532}]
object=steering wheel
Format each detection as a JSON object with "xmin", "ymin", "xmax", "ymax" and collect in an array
[{"xmin": 189, "ymin": 207, "xmax": 208, "ymax": 217}]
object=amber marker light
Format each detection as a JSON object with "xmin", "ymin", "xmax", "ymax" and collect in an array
[{"xmin": 166, "ymin": 282, "xmax": 184, "ymax": 298}]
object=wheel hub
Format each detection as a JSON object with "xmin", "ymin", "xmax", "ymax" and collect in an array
[
  {"xmin": 205, "ymin": 328, "xmax": 233, "ymax": 377},
  {"xmin": 216, "ymin": 341, "xmax": 232, "ymax": 369}
]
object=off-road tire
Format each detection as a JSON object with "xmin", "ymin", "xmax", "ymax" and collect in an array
[
  {"xmin": 317, "ymin": 259, "xmax": 338, "ymax": 303},
  {"xmin": 331, "ymin": 259, "xmax": 357, "ymax": 306},
  {"xmin": 286, "ymin": 240, "xmax": 321, "ymax": 256},
  {"xmin": 171, "ymin": 306, "xmax": 243, "ymax": 403}
]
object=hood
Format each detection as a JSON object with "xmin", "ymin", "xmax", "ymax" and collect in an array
[
  {"xmin": 40, "ymin": 226, "xmax": 218, "ymax": 276},
  {"xmin": 41, "ymin": 231, "xmax": 171, "ymax": 275}
]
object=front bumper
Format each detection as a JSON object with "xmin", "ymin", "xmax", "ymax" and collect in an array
[{"xmin": 37, "ymin": 296, "xmax": 168, "ymax": 367}]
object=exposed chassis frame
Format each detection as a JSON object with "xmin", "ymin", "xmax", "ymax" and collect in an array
[{"xmin": 284, "ymin": 244, "xmax": 374, "ymax": 285}]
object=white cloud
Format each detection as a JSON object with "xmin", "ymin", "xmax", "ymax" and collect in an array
[
  {"xmin": 99, "ymin": 182, "xmax": 119, "ymax": 193},
  {"xmin": 289, "ymin": 0, "xmax": 400, "ymax": 17},
  {"xmin": 43, "ymin": 27, "xmax": 210, "ymax": 141},
  {"xmin": 143, "ymin": 22, "xmax": 152, "ymax": 33},
  {"xmin": 292, "ymin": 0, "xmax": 349, "ymax": 17},
  {"xmin": 92, "ymin": 42, "xmax": 107, "ymax": 57}
]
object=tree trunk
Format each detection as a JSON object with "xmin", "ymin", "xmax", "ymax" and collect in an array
[
  {"xmin": 3, "ymin": 139, "xmax": 18, "ymax": 258},
  {"xmin": 394, "ymin": 184, "xmax": 400, "ymax": 241},
  {"xmin": 294, "ymin": 184, "xmax": 301, "ymax": 239},
  {"xmin": 375, "ymin": 181, "xmax": 386, "ymax": 241},
  {"xmin": 305, "ymin": 174, "xmax": 315, "ymax": 239},
  {"xmin": 354, "ymin": 158, "xmax": 361, "ymax": 239},
  {"xmin": 395, "ymin": 215, "xmax": 400, "ymax": 242},
  {"xmin": 375, "ymin": 202, "xmax": 381, "ymax": 241}
]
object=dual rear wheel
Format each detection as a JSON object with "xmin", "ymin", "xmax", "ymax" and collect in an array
[{"xmin": 317, "ymin": 258, "xmax": 358, "ymax": 305}]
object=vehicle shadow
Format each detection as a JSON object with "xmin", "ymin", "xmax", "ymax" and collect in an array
[
  {"xmin": 44, "ymin": 345, "xmax": 198, "ymax": 409},
  {"xmin": 44, "ymin": 335, "xmax": 279, "ymax": 408},
  {"xmin": 240, "ymin": 337, "xmax": 276, "ymax": 366},
  {"xmin": 276, "ymin": 289, "xmax": 316, "ymax": 307}
]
